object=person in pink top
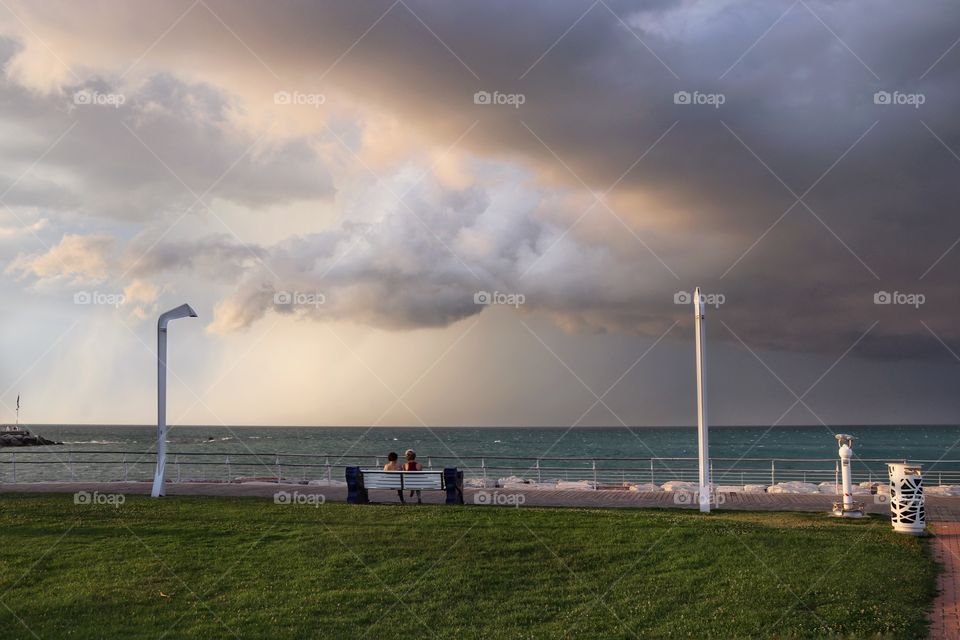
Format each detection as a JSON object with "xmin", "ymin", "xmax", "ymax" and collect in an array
[{"xmin": 404, "ymin": 449, "xmax": 423, "ymax": 504}]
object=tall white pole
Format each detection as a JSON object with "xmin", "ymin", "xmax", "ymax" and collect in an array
[
  {"xmin": 151, "ymin": 304, "xmax": 197, "ymax": 498},
  {"xmin": 694, "ymin": 287, "xmax": 711, "ymax": 513}
]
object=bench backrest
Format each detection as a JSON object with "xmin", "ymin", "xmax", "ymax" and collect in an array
[{"xmin": 360, "ymin": 469, "xmax": 444, "ymax": 490}]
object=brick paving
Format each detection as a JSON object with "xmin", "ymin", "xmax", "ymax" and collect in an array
[{"xmin": 931, "ymin": 523, "xmax": 960, "ymax": 640}]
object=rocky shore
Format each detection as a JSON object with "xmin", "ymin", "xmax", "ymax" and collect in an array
[{"xmin": 0, "ymin": 429, "xmax": 61, "ymax": 447}]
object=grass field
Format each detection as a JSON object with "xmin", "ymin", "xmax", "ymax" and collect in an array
[{"xmin": 0, "ymin": 493, "xmax": 937, "ymax": 639}]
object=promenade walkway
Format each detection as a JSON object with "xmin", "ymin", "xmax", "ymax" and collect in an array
[{"xmin": 5, "ymin": 480, "xmax": 960, "ymax": 518}]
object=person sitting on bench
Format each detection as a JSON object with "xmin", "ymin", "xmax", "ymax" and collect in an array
[
  {"xmin": 404, "ymin": 449, "xmax": 423, "ymax": 504},
  {"xmin": 383, "ymin": 452, "xmax": 404, "ymax": 503}
]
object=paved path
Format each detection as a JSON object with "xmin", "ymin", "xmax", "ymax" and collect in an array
[
  {"xmin": 931, "ymin": 523, "xmax": 960, "ymax": 640},
  {"xmin": 5, "ymin": 481, "xmax": 960, "ymax": 519}
]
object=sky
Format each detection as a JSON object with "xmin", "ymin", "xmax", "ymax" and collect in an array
[{"xmin": 0, "ymin": 0, "xmax": 958, "ymax": 427}]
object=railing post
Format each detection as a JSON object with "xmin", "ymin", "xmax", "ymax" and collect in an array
[
  {"xmin": 69, "ymin": 452, "xmax": 75, "ymax": 480},
  {"xmin": 176, "ymin": 455, "xmax": 181, "ymax": 483},
  {"xmin": 482, "ymin": 458, "xmax": 486, "ymax": 480},
  {"xmin": 940, "ymin": 472, "xmax": 943, "ymax": 486},
  {"xmin": 11, "ymin": 453, "xmax": 15, "ymax": 483},
  {"xmin": 536, "ymin": 459, "xmax": 541, "ymax": 483},
  {"xmin": 770, "ymin": 460, "xmax": 775, "ymax": 486},
  {"xmin": 835, "ymin": 461, "xmax": 839, "ymax": 490},
  {"xmin": 592, "ymin": 460, "xmax": 597, "ymax": 488},
  {"xmin": 326, "ymin": 456, "xmax": 331, "ymax": 483},
  {"xmin": 276, "ymin": 455, "xmax": 281, "ymax": 484},
  {"xmin": 428, "ymin": 457, "xmax": 433, "ymax": 469},
  {"xmin": 123, "ymin": 454, "xmax": 128, "ymax": 482},
  {"xmin": 225, "ymin": 456, "xmax": 231, "ymax": 482},
  {"xmin": 650, "ymin": 459, "xmax": 655, "ymax": 485}
]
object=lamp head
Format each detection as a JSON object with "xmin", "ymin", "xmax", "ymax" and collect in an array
[{"xmin": 158, "ymin": 303, "xmax": 198, "ymax": 330}]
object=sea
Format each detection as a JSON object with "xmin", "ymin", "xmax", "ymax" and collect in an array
[
  {"xmin": 15, "ymin": 424, "xmax": 960, "ymax": 459},
  {"xmin": 2, "ymin": 424, "xmax": 958, "ymax": 485}
]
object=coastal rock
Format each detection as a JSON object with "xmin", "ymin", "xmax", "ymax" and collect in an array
[
  {"xmin": 742, "ymin": 484, "xmax": 768, "ymax": 493},
  {"xmin": 767, "ymin": 482, "xmax": 819, "ymax": 494},
  {"xmin": 714, "ymin": 485, "xmax": 743, "ymax": 493},
  {"xmin": 857, "ymin": 481, "xmax": 889, "ymax": 494},
  {"xmin": 498, "ymin": 476, "xmax": 531, "ymax": 489},
  {"xmin": 307, "ymin": 479, "xmax": 347, "ymax": 487},
  {"xmin": 628, "ymin": 483, "xmax": 662, "ymax": 492},
  {"xmin": 661, "ymin": 481, "xmax": 698, "ymax": 492},
  {"xmin": 556, "ymin": 480, "xmax": 596, "ymax": 490},
  {"xmin": 495, "ymin": 479, "xmax": 560, "ymax": 490},
  {"xmin": 853, "ymin": 482, "xmax": 876, "ymax": 495},
  {"xmin": 465, "ymin": 478, "xmax": 497, "ymax": 488},
  {"xmin": 527, "ymin": 480, "xmax": 560, "ymax": 489},
  {"xmin": 0, "ymin": 431, "xmax": 61, "ymax": 447},
  {"xmin": 926, "ymin": 485, "xmax": 960, "ymax": 496},
  {"xmin": 819, "ymin": 481, "xmax": 882, "ymax": 495}
]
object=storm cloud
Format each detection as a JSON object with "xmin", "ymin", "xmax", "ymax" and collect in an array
[{"xmin": 2, "ymin": 0, "xmax": 959, "ymax": 362}]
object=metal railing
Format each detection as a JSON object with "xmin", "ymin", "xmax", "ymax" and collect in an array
[{"xmin": 2, "ymin": 449, "xmax": 960, "ymax": 488}]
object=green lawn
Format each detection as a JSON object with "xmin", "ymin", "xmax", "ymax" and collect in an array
[{"xmin": 0, "ymin": 493, "xmax": 937, "ymax": 639}]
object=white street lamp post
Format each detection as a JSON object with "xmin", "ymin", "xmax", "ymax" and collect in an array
[
  {"xmin": 694, "ymin": 287, "xmax": 711, "ymax": 513},
  {"xmin": 151, "ymin": 304, "xmax": 197, "ymax": 498}
]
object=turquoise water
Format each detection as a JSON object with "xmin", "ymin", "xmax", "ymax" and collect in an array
[
  {"xmin": 2, "ymin": 424, "xmax": 957, "ymax": 484},
  {"xmin": 20, "ymin": 423, "xmax": 960, "ymax": 460}
]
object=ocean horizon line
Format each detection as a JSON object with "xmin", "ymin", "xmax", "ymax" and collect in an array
[{"xmin": 11, "ymin": 423, "xmax": 960, "ymax": 430}]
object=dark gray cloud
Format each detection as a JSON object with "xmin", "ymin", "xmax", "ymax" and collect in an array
[
  {"xmin": 189, "ymin": 0, "xmax": 960, "ymax": 359},
  {"xmin": 3, "ymin": 0, "xmax": 960, "ymax": 361},
  {"xmin": 0, "ymin": 52, "xmax": 335, "ymax": 221}
]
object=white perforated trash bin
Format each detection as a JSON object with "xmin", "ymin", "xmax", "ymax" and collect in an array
[{"xmin": 887, "ymin": 462, "xmax": 925, "ymax": 535}]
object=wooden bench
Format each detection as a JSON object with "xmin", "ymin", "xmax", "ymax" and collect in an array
[{"xmin": 345, "ymin": 467, "xmax": 464, "ymax": 504}]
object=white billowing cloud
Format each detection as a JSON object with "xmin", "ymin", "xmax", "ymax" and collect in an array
[
  {"xmin": 0, "ymin": 218, "xmax": 47, "ymax": 238},
  {"xmin": 204, "ymin": 163, "xmax": 686, "ymax": 336},
  {"xmin": 2, "ymin": 34, "xmax": 73, "ymax": 94},
  {"xmin": 122, "ymin": 278, "xmax": 160, "ymax": 320},
  {"xmin": 7, "ymin": 233, "xmax": 115, "ymax": 285}
]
